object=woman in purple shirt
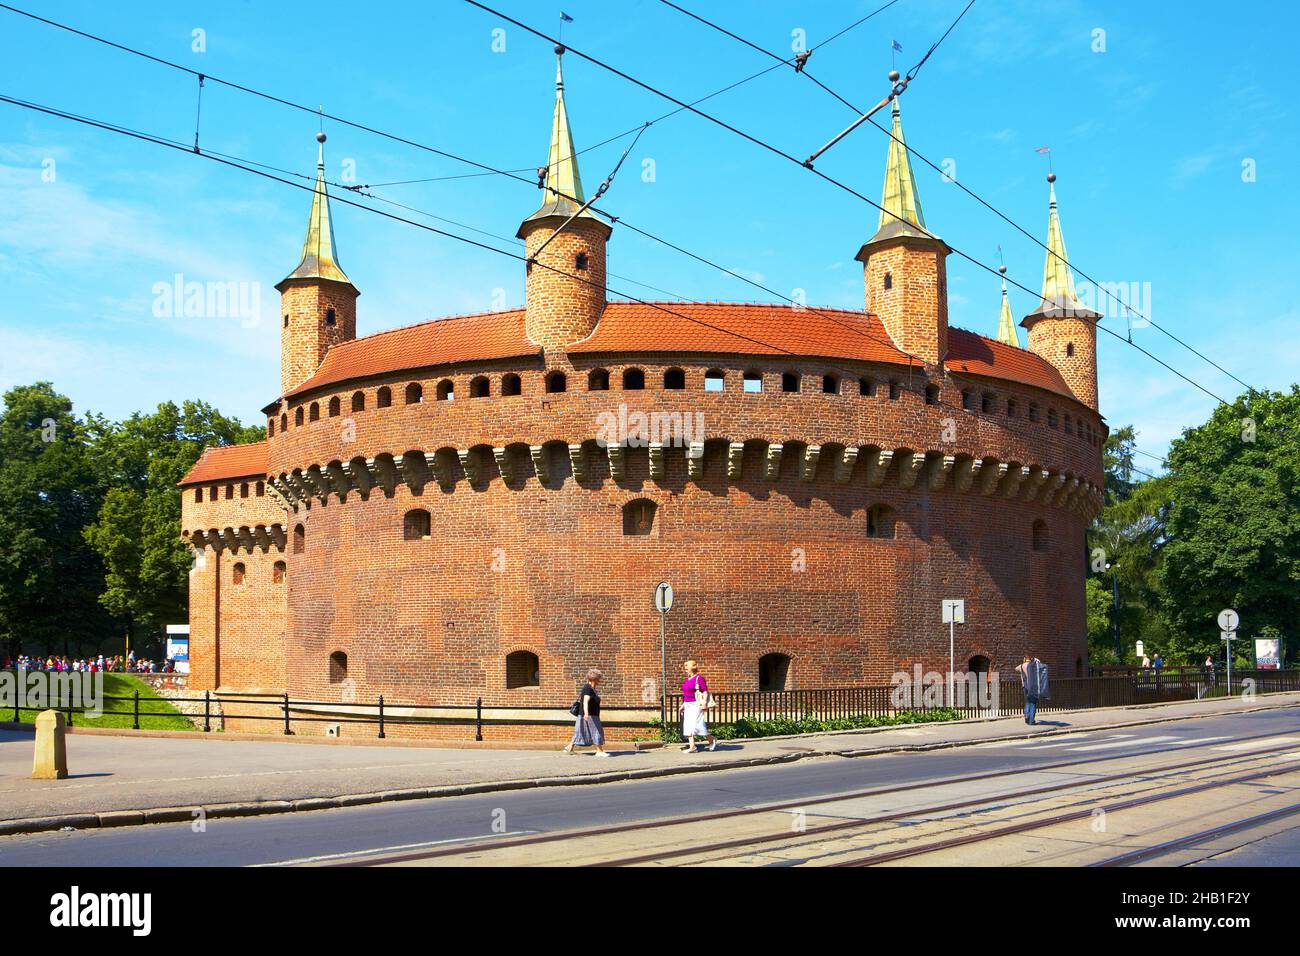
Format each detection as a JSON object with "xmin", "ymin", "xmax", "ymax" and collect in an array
[{"xmin": 679, "ymin": 660, "xmax": 717, "ymax": 753}]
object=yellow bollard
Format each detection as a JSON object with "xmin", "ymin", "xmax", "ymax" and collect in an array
[{"xmin": 32, "ymin": 709, "xmax": 68, "ymax": 780}]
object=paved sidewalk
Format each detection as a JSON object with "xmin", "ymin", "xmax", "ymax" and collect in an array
[{"xmin": 2, "ymin": 693, "xmax": 1296, "ymax": 835}]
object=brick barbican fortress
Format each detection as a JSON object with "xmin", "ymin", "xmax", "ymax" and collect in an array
[{"xmin": 179, "ymin": 50, "xmax": 1105, "ymax": 735}]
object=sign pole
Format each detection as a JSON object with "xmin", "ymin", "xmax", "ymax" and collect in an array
[
  {"xmin": 654, "ymin": 582, "xmax": 674, "ymax": 733},
  {"xmin": 941, "ymin": 599, "xmax": 964, "ymax": 709},
  {"xmin": 1218, "ymin": 609, "xmax": 1239, "ymax": 697},
  {"xmin": 948, "ymin": 619, "xmax": 955, "ymax": 708},
  {"xmin": 659, "ymin": 609, "xmax": 667, "ymax": 729}
]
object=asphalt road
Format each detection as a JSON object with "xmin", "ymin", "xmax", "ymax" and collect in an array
[{"xmin": 3, "ymin": 705, "xmax": 1298, "ymax": 866}]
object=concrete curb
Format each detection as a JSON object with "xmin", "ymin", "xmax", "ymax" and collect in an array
[{"xmin": 1, "ymin": 695, "xmax": 1295, "ymax": 839}]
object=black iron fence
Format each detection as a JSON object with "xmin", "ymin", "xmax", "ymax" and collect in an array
[
  {"xmin": 5, "ymin": 669, "xmax": 1298, "ymax": 740},
  {"xmin": 669, "ymin": 670, "xmax": 1300, "ymax": 726},
  {"xmin": 0, "ymin": 681, "xmax": 650, "ymax": 739}
]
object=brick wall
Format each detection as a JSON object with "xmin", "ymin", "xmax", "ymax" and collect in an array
[
  {"xmin": 189, "ymin": 353, "xmax": 1100, "ymax": 708},
  {"xmin": 269, "ymin": 442, "xmax": 1088, "ymax": 708}
]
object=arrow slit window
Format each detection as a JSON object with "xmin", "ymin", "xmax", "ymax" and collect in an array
[
  {"xmin": 623, "ymin": 498, "xmax": 656, "ymax": 536},
  {"xmin": 867, "ymin": 504, "xmax": 897, "ymax": 539}
]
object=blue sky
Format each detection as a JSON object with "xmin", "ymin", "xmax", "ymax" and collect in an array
[{"xmin": 1, "ymin": 0, "xmax": 1296, "ymax": 466}]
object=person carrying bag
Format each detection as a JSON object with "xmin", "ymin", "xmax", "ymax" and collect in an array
[{"xmin": 679, "ymin": 659, "xmax": 717, "ymax": 753}]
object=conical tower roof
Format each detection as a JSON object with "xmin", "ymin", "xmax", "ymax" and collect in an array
[
  {"xmin": 1025, "ymin": 174, "xmax": 1096, "ymax": 321},
  {"xmin": 996, "ymin": 273, "xmax": 1021, "ymax": 347},
  {"xmin": 857, "ymin": 95, "xmax": 945, "ymax": 257},
  {"xmin": 519, "ymin": 45, "xmax": 608, "ymax": 235},
  {"xmin": 280, "ymin": 133, "xmax": 353, "ymax": 288}
]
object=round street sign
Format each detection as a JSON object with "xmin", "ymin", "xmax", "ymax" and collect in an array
[
  {"xmin": 655, "ymin": 582, "xmax": 674, "ymax": 613},
  {"xmin": 1218, "ymin": 608, "xmax": 1239, "ymax": 632}
]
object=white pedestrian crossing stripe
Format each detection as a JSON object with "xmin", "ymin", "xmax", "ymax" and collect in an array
[
  {"xmin": 1069, "ymin": 734, "xmax": 1181, "ymax": 752},
  {"xmin": 1213, "ymin": 736, "xmax": 1300, "ymax": 752}
]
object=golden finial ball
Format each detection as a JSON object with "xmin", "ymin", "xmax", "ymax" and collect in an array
[
  {"xmin": 888, "ymin": 70, "xmax": 900, "ymax": 83},
  {"xmin": 998, "ymin": 264, "xmax": 1007, "ymax": 275},
  {"xmin": 316, "ymin": 131, "xmax": 327, "ymax": 144},
  {"xmin": 1047, "ymin": 171, "xmax": 1057, "ymax": 183}
]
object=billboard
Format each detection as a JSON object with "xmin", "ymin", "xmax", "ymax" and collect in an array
[
  {"xmin": 165, "ymin": 624, "xmax": 190, "ymax": 674},
  {"xmin": 1254, "ymin": 638, "xmax": 1281, "ymax": 670}
]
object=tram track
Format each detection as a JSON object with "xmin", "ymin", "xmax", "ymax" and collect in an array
[
  {"xmin": 827, "ymin": 755, "xmax": 1300, "ymax": 867},
  {"xmin": 331, "ymin": 731, "xmax": 1300, "ymax": 868}
]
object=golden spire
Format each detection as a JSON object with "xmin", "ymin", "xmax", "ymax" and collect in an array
[
  {"xmin": 878, "ymin": 97, "xmax": 925, "ymax": 231},
  {"xmin": 544, "ymin": 45, "xmax": 585, "ymax": 208},
  {"xmin": 521, "ymin": 44, "xmax": 604, "ymax": 230},
  {"xmin": 996, "ymin": 268, "xmax": 1021, "ymax": 347},
  {"xmin": 1037, "ymin": 173, "xmax": 1082, "ymax": 313},
  {"xmin": 282, "ymin": 132, "xmax": 352, "ymax": 286}
]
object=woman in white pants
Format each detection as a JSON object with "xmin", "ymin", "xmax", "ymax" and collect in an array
[{"xmin": 678, "ymin": 659, "xmax": 716, "ymax": 753}]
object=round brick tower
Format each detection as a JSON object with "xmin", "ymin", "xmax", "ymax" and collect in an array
[{"xmin": 517, "ymin": 45, "xmax": 612, "ymax": 353}]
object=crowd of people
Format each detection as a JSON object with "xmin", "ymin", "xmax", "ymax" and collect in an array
[{"xmin": 2, "ymin": 651, "xmax": 177, "ymax": 673}]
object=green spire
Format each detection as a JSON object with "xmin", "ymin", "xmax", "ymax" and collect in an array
[
  {"xmin": 521, "ymin": 44, "xmax": 607, "ymax": 233},
  {"xmin": 543, "ymin": 46, "xmax": 584, "ymax": 207},
  {"xmin": 282, "ymin": 133, "xmax": 351, "ymax": 286},
  {"xmin": 879, "ymin": 98, "xmax": 925, "ymax": 231},
  {"xmin": 996, "ymin": 274, "xmax": 1021, "ymax": 347},
  {"xmin": 1037, "ymin": 176, "xmax": 1083, "ymax": 313}
]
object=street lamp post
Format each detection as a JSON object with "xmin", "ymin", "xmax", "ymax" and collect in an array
[{"xmin": 1107, "ymin": 562, "xmax": 1121, "ymax": 660}]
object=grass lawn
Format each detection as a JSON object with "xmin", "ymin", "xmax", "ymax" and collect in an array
[{"xmin": 4, "ymin": 672, "xmax": 194, "ymax": 731}]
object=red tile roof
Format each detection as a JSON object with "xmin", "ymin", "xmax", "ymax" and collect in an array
[
  {"xmin": 577, "ymin": 302, "xmax": 1073, "ymax": 397},
  {"xmin": 187, "ymin": 302, "xmax": 1077, "ymax": 486},
  {"xmin": 286, "ymin": 309, "xmax": 537, "ymax": 399},
  {"xmin": 576, "ymin": 302, "xmax": 912, "ymax": 364},
  {"xmin": 179, "ymin": 441, "xmax": 268, "ymax": 486},
  {"xmin": 946, "ymin": 326, "xmax": 1073, "ymax": 396}
]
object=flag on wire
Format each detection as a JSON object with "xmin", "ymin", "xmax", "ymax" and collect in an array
[
  {"xmin": 561, "ymin": 12, "xmax": 574, "ymax": 22},
  {"xmin": 1035, "ymin": 146, "xmax": 1051, "ymax": 153},
  {"xmin": 892, "ymin": 39, "xmax": 903, "ymax": 51}
]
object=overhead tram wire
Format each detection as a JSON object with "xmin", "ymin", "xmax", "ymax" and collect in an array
[
  {"xmin": 0, "ymin": 1, "xmax": 888, "ymax": 196},
  {"xmin": 0, "ymin": 0, "xmax": 1133, "ymax": 414},
  {"xmin": 0, "ymin": 0, "xmax": 913, "ymax": 359},
  {"xmin": 0, "ymin": 3, "xmax": 994, "ymax": 397},
  {"xmin": 0, "ymin": 4, "xmax": 1242, "ymax": 411},
  {"xmin": 651, "ymin": 3, "xmax": 1170, "ymax": 414},
  {"xmin": 461, "ymin": 1, "xmax": 1240, "ymax": 410},
  {"xmin": 4, "ymin": 92, "xmax": 1184, "ymax": 489},
  {"xmin": 0, "ymin": 1, "xmax": 1255, "ymax": 409},
  {"xmin": 0, "ymin": 27, "xmax": 1256, "ymax": 464},
  {"xmin": 0, "ymin": 92, "xmax": 814, "ymax": 365},
  {"xmin": 0, "ymin": 91, "xmax": 1055, "ymax": 445},
  {"xmin": 655, "ymin": 0, "xmax": 1259, "ymax": 400},
  {"xmin": 359, "ymin": 0, "xmax": 902, "ymax": 189}
]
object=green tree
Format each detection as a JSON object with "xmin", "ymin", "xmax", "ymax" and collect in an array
[
  {"xmin": 1159, "ymin": 388, "xmax": 1300, "ymax": 665},
  {"xmin": 84, "ymin": 400, "xmax": 261, "ymax": 647},
  {"xmin": 1086, "ymin": 426, "xmax": 1171, "ymax": 665},
  {"xmin": 0, "ymin": 383, "xmax": 113, "ymax": 656}
]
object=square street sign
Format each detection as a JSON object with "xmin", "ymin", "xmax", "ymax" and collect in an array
[{"xmin": 942, "ymin": 599, "xmax": 965, "ymax": 624}]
